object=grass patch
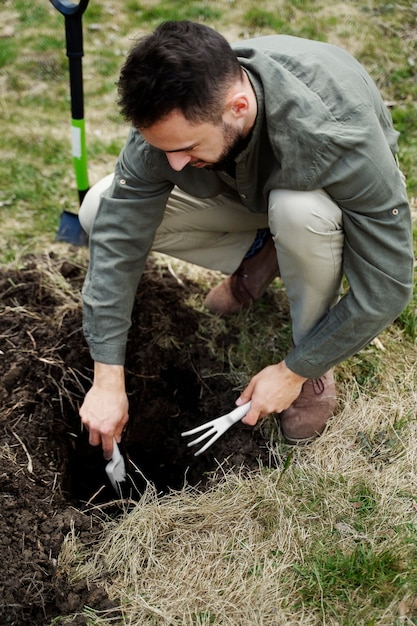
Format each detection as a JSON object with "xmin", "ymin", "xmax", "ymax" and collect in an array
[
  {"xmin": 1, "ymin": 0, "xmax": 415, "ymax": 257},
  {"xmin": 56, "ymin": 370, "xmax": 417, "ymax": 624},
  {"xmin": 243, "ymin": 8, "xmax": 292, "ymax": 32},
  {"xmin": 0, "ymin": 37, "xmax": 18, "ymax": 68},
  {"xmin": 134, "ymin": 1, "xmax": 223, "ymax": 25},
  {"xmin": 295, "ymin": 542, "xmax": 417, "ymax": 619}
]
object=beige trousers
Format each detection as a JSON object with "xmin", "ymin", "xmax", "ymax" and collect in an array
[{"xmin": 80, "ymin": 174, "xmax": 344, "ymax": 344}]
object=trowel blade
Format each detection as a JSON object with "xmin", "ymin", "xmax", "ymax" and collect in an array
[{"xmin": 105, "ymin": 440, "xmax": 126, "ymax": 495}]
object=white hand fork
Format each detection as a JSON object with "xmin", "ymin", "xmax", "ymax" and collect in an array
[{"xmin": 181, "ymin": 402, "xmax": 251, "ymax": 456}]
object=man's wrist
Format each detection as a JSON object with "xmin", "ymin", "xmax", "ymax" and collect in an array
[
  {"xmin": 282, "ymin": 359, "xmax": 308, "ymax": 384},
  {"xmin": 93, "ymin": 362, "xmax": 126, "ymax": 391}
]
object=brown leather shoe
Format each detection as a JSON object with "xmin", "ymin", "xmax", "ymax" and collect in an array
[
  {"xmin": 204, "ymin": 236, "xmax": 280, "ymax": 315},
  {"xmin": 280, "ymin": 369, "xmax": 337, "ymax": 444}
]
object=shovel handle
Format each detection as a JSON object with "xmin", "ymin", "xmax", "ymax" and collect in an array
[
  {"xmin": 49, "ymin": 0, "xmax": 89, "ymax": 17},
  {"xmin": 50, "ymin": 0, "xmax": 90, "ymax": 198}
]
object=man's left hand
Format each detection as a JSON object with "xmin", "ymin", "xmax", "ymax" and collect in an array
[{"xmin": 236, "ymin": 360, "xmax": 307, "ymax": 426}]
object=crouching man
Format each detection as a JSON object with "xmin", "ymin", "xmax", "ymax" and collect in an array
[{"xmin": 78, "ymin": 21, "xmax": 413, "ymax": 459}]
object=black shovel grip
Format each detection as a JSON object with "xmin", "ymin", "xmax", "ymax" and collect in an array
[
  {"xmin": 50, "ymin": 0, "xmax": 89, "ymax": 57},
  {"xmin": 49, "ymin": 0, "xmax": 89, "ymax": 17},
  {"xmin": 50, "ymin": 0, "xmax": 90, "ymax": 118}
]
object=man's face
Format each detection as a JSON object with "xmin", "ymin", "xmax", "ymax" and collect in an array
[{"xmin": 140, "ymin": 110, "xmax": 245, "ymax": 171}]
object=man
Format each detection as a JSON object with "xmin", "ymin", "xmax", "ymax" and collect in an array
[{"xmin": 79, "ymin": 20, "xmax": 413, "ymax": 460}]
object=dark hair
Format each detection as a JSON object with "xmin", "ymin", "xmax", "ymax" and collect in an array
[{"xmin": 117, "ymin": 21, "xmax": 242, "ymax": 128}]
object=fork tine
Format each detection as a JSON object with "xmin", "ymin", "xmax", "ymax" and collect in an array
[
  {"xmin": 185, "ymin": 427, "xmax": 216, "ymax": 448},
  {"xmin": 182, "ymin": 402, "xmax": 252, "ymax": 456},
  {"xmin": 193, "ymin": 431, "xmax": 223, "ymax": 456},
  {"xmin": 181, "ymin": 420, "xmax": 215, "ymax": 437}
]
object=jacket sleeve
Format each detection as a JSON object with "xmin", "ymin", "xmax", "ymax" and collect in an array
[
  {"xmin": 285, "ymin": 109, "xmax": 414, "ymax": 378},
  {"xmin": 82, "ymin": 134, "xmax": 173, "ymax": 365}
]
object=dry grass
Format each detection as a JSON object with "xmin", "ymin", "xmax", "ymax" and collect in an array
[{"xmin": 57, "ymin": 361, "xmax": 417, "ymax": 625}]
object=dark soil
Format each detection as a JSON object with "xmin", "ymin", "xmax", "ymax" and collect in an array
[{"xmin": 0, "ymin": 252, "xmax": 282, "ymax": 625}]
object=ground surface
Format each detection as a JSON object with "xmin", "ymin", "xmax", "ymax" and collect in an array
[{"xmin": 0, "ymin": 253, "xmax": 273, "ymax": 625}]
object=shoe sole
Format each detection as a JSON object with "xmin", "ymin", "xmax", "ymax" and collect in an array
[{"xmin": 282, "ymin": 433, "xmax": 320, "ymax": 445}]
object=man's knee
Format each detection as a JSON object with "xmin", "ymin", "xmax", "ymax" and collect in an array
[
  {"xmin": 268, "ymin": 189, "xmax": 343, "ymax": 258},
  {"xmin": 79, "ymin": 174, "xmax": 114, "ymax": 235}
]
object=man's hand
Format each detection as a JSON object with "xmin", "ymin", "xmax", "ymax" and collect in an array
[
  {"xmin": 79, "ymin": 362, "xmax": 129, "ymax": 460},
  {"xmin": 236, "ymin": 360, "xmax": 307, "ymax": 426}
]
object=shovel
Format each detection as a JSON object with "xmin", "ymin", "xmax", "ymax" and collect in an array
[{"xmin": 50, "ymin": 0, "xmax": 90, "ymax": 245}]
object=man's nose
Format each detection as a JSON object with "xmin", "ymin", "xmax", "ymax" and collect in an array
[{"xmin": 166, "ymin": 152, "xmax": 192, "ymax": 171}]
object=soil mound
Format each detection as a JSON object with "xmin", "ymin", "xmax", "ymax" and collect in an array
[{"xmin": 0, "ymin": 253, "xmax": 273, "ymax": 625}]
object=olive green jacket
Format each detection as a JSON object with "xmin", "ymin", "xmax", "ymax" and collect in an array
[{"xmin": 82, "ymin": 35, "xmax": 414, "ymax": 378}]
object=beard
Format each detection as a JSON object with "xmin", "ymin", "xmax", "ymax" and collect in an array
[{"xmin": 207, "ymin": 121, "xmax": 248, "ymax": 171}]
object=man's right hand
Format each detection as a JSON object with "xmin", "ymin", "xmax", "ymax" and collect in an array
[{"xmin": 79, "ymin": 362, "xmax": 129, "ymax": 460}]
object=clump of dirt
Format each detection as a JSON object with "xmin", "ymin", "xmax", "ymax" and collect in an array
[{"xmin": 0, "ymin": 252, "xmax": 276, "ymax": 625}]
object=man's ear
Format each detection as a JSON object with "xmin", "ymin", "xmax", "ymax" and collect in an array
[
  {"xmin": 224, "ymin": 75, "xmax": 257, "ymax": 132},
  {"xmin": 227, "ymin": 92, "xmax": 250, "ymax": 118}
]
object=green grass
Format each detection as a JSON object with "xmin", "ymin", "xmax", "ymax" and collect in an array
[
  {"xmin": 124, "ymin": 0, "xmax": 223, "ymax": 25},
  {"xmin": 277, "ymin": 463, "xmax": 417, "ymax": 622},
  {"xmin": 1, "ymin": 0, "xmax": 416, "ymax": 256},
  {"xmin": 0, "ymin": 38, "xmax": 18, "ymax": 68},
  {"xmin": 15, "ymin": 1, "xmax": 51, "ymax": 26},
  {"xmin": 295, "ymin": 541, "xmax": 417, "ymax": 619},
  {"xmin": 243, "ymin": 8, "xmax": 292, "ymax": 32},
  {"xmin": 392, "ymin": 106, "xmax": 417, "ymax": 193}
]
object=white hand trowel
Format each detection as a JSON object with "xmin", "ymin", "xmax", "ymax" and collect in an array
[{"xmin": 105, "ymin": 439, "xmax": 126, "ymax": 495}]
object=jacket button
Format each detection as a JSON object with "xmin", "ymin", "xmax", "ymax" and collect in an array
[
  {"xmin": 120, "ymin": 178, "xmax": 126, "ymax": 185},
  {"xmin": 240, "ymin": 193, "xmax": 247, "ymax": 199},
  {"xmin": 392, "ymin": 208, "xmax": 399, "ymax": 215}
]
